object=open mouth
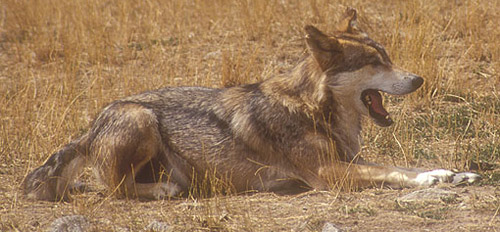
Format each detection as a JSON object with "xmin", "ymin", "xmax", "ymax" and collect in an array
[{"xmin": 361, "ymin": 89, "xmax": 393, "ymax": 127}]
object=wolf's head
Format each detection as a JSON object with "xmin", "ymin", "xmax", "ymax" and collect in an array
[{"xmin": 305, "ymin": 8, "xmax": 423, "ymax": 127}]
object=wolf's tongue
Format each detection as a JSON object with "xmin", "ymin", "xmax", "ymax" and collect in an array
[
  {"xmin": 363, "ymin": 89, "xmax": 393, "ymax": 127},
  {"xmin": 368, "ymin": 91, "xmax": 389, "ymax": 117}
]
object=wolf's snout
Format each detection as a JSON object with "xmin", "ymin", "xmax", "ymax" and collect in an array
[{"xmin": 411, "ymin": 76, "xmax": 424, "ymax": 89}]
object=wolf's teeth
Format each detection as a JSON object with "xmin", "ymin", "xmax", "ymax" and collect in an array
[{"xmin": 365, "ymin": 95, "xmax": 371, "ymax": 104}]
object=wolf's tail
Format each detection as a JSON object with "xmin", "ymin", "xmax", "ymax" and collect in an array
[{"xmin": 23, "ymin": 135, "xmax": 90, "ymax": 201}]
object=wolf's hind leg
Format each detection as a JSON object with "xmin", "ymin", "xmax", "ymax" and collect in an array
[{"xmin": 90, "ymin": 102, "xmax": 179, "ymax": 199}]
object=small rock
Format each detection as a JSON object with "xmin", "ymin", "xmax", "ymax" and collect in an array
[
  {"xmin": 322, "ymin": 222, "xmax": 343, "ymax": 232},
  {"xmin": 144, "ymin": 220, "xmax": 170, "ymax": 232},
  {"xmin": 49, "ymin": 215, "xmax": 90, "ymax": 232}
]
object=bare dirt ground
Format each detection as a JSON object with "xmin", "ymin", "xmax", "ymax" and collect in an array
[
  {"xmin": 1, "ymin": 171, "xmax": 498, "ymax": 231},
  {"xmin": 1, "ymin": 0, "xmax": 499, "ymax": 231}
]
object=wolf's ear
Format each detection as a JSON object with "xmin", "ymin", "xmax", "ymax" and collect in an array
[
  {"xmin": 305, "ymin": 25, "xmax": 342, "ymax": 71},
  {"xmin": 337, "ymin": 7, "xmax": 360, "ymax": 33}
]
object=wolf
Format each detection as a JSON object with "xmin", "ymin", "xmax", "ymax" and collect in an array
[{"xmin": 23, "ymin": 8, "xmax": 480, "ymax": 201}]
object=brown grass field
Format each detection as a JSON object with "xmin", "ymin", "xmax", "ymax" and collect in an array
[{"xmin": 1, "ymin": 0, "xmax": 499, "ymax": 231}]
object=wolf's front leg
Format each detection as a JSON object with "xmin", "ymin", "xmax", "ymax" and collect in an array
[{"xmin": 318, "ymin": 162, "xmax": 481, "ymax": 189}]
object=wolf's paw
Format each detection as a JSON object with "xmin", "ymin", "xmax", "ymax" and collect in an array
[
  {"xmin": 452, "ymin": 172, "xmax": 481, "ymax": 185},
  {"xmin": 414, "ymin": 169, "xmax": 455, "ymax": 186},
  {"xmin": 151, "ymin": 182, "xmax": 180, "ymax": 200}
]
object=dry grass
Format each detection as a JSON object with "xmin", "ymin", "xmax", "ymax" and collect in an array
[{"xmin": 0, "ymin": 0, "xmax": 499, "ymax": 231}]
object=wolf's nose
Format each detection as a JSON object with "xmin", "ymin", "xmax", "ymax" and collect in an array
[{"xmin": 412, "ymin": 76, "xmax": 424, "ymax": 88}]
